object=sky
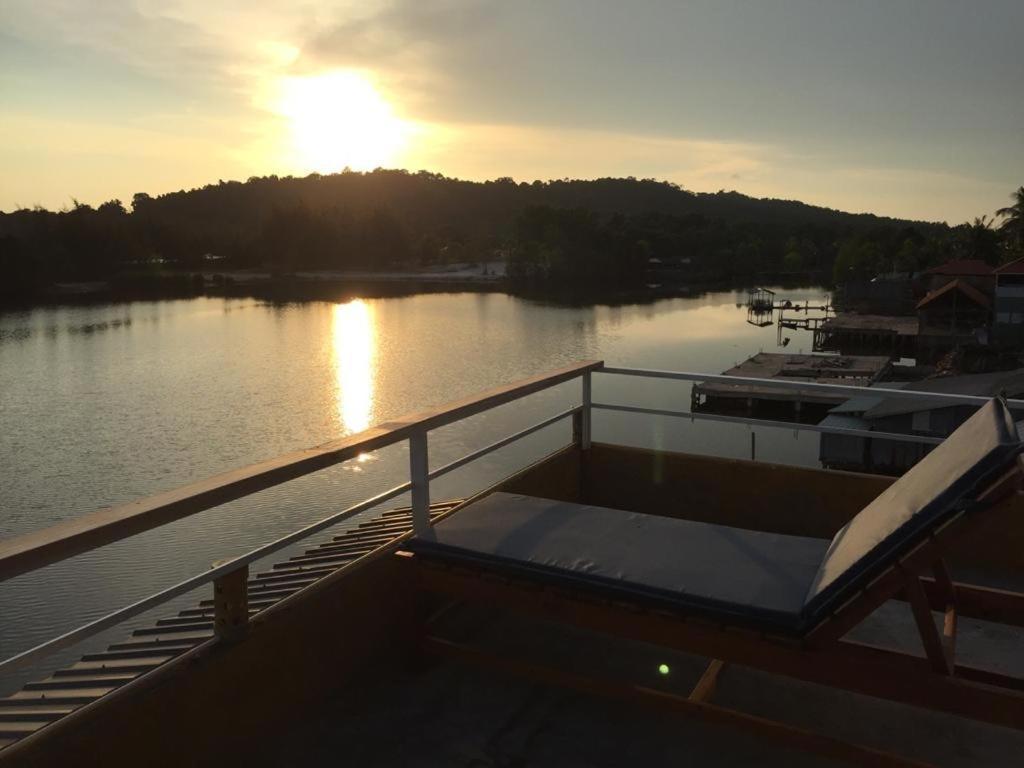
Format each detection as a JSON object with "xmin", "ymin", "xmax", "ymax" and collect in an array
[{"xmin": 1, "ymin": 0, "xmax": 1021, "ymax": 223}]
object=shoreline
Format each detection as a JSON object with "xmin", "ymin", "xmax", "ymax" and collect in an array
[{"xmin": 0, "ymin": 269, "xmax": 831, "ymax": 312}]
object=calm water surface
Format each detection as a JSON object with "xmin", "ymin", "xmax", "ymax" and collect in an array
[{"xmin": 0, "ymin": 288, "xmax": 828, "ymax": 691}]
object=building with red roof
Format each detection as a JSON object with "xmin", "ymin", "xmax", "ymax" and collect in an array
[
  {"xmin": 992, "ymin": 257, "xmax": 1024, "ymax": 343},
  {"xmin": 916, "ymin": 279, "xmax": 991, "ymax": 348},
  {"xmin": 924, "ymin": 259, "xmax": 993, "ymax": 276}
]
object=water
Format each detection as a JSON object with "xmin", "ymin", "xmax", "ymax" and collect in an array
[{"xmin": 0, "ymin": 288, "xmax": 828, "ymax": 691}]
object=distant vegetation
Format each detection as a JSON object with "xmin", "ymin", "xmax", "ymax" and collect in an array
[{"xmin": 1, "ymin": 171, "xmax": 1022, "ymax": 303}]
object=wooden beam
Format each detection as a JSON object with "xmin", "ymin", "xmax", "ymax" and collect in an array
[
  {"xmin": 894, "ymin": 576, "xmax": 1024, "ymax": 627},
  {"xmin": 0, "ymin": 360, "xmax": 604, "ymax": 582},
  {"xmin": 404, "ymin": 554, "xmax": 1024, "ymax": 730},
  {"xmin": 931, "ymin": 560, "xmax": 955, "ymax": 605},
  {"xmin": 688, "ymin": 659, "xmax": 725, "ymax": 703},
  {"xmin": 424, "ymin": 636, "xmax": 933, "ymax": 768}
]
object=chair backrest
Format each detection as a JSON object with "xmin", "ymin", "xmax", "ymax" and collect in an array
[{"xmin": 802, "ymin": 397, "xmax": 1020, "ymax": 620}]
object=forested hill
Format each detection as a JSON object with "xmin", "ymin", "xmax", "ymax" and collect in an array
[
  {"xmin": 0, "ymin": 169, "xmax": 1006, "ymax": 302},
  {"xmin": 123, "ymin": 171, "xmax": 922, "ymax": 234}
]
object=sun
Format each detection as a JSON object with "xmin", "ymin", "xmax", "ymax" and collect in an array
[{"xmin": 276, "ymin": 70, "xmax": 410, "ymax": 173}]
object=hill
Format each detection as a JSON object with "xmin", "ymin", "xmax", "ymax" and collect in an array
[{"xmin": 0, "ymin": 169, "xmax": 994, "ymax": 302}]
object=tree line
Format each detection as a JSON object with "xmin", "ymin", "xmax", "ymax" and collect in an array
[{"xmin": 1, "ymin": 170, "xmax": 1022, "ymax": 302}]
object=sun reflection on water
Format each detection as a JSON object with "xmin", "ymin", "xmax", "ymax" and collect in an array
[{"xmin": 332, "ymin": 300, "xmax": 375, "ymax": 435}]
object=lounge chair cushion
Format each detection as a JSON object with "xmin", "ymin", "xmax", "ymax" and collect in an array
[
  {"xmin": 803, "ymin": 397, "xmax": 1020, "ymax": 618},
  {"xmin": 411, "ymin": 492, "xmax": 829, "ymax": 632}
]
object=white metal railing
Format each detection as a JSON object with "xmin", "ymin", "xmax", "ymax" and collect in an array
[
  {"xmin": 598, "ymin": 366, "xmax": 1024, "ymax": 453},
  {"xmin": 602, "ymin": 365, "xmax": 1024, "ymax": 409},
  {"xmin": 1, "ymin": 360, "xmax": 1015, "ymax": 677},
  {"xmin": 0, "ymin": 362, "xmax": 597, "ymax": 675}
]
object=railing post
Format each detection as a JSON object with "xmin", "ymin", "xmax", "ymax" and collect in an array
[
  {"xmin": 213, "ymin": 564, "xmax": 249, "ymax": 643},
  {"xmin": 410, "ymin": 430, "xmax": 431, "ymax": 538},
  {"xmin": 580, "ymin": 371, "xmax": 592, "ymax": 450}
]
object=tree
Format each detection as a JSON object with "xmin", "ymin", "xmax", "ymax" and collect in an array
[
  {"xmin": 833, "ymin": 238, "xmax": 883, "ymax": 283},
  {"xmin": 955, "ymin": 216, "xmax": 1001, "ymax": 265},
  {"xmin": 996, "ymin": 186, "xmax": 1024, "ymax": 257}
]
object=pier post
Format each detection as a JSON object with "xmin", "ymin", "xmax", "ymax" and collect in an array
[
  {"xmin": 410, "ymin": 430, "xmax": 431, "ymax": 538},
  {"xmin": 213, "ymin": 564, "xmax": 249, "ymax": 643}
]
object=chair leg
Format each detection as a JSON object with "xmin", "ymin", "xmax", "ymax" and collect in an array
[
  {"xmin": 689, "ymin": 659, "xmax": 725, "ymax": 703},
  {"xmin": 903, "ymin": 569, "xmax": 953, "ymax": 676},
  {"xmin": 932, "ymin": 559, "xmax": 957, "ymax": 668}
]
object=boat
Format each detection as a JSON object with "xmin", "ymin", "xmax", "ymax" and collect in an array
[{"xmin": 2, "ymin": 360, "xmax": 1024, "ymax": 767}]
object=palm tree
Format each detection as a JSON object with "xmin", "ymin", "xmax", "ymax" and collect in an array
[
  {"xmin": 962, "ymin": 215, "xmax": 1001, "ymax": 265},
  {"xmin": 996, "ymin": 186, "xmax": 1024, "ymax": 256}
]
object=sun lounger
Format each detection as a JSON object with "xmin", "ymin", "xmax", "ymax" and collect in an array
[{"xmin": 399, "ymin": 397, "xmax": 1024, "ymax": 764}]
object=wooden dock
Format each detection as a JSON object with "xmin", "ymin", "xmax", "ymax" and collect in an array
[
  {"xmin": 745, "ymin": 288, "xmax": 833, "ymax": 331},
  {"xmin": 0, "ymin": 499, "xmax": 462, "ymax": 750},
  {"xmin": 813, "ymin": 313, "xmax": 918, "ymax": 354},
  {"xmin": 691, "ymin": 353, "xmax": 892, "ymax": 421}
]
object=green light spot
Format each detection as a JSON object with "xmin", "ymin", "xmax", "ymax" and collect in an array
[{"xmin": 658, "ymin": 663, "xmax": 670, "ymax": 675}]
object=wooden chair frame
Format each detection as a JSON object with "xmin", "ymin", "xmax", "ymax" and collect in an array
[{"xmin": 395, "ymin": 460, "xmax": 1024, "ymax": 767}]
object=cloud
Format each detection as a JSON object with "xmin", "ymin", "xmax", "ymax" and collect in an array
[
  {"xmin": 1, "ymin": 0, "xmax": 1020, "ymax": 221},
  {"xmin": 3, "ymin": 1, "xmax": 225, "ymax": 85}
]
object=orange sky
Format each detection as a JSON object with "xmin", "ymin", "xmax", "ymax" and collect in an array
[{"xmin": 1, "ymin": 1, "xmax": 1021, "ymax": 222}]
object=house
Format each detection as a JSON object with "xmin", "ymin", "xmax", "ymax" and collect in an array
[
  {"xmin": 819, "ymin": 369, "xmax": 1024, "ymax": 474},
  {"xmin": 915, "ymin": 279, "xmax": 991, "ymax": 357},
  {"xmin": 992, "ymin": 257, "xmax": 1024, "ymax": 345}
]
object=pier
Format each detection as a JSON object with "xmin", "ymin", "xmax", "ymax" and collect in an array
[
  {"xmin": 691, "ymin": 352, "xmax": 892, "ymax": 421},
  {"xmin": 813, "ymin": 313, "xmax": 918, "ymax": 355},
  {"xmin": 744, "ymin": 288, "xmax": 834, "ymax": 338}
]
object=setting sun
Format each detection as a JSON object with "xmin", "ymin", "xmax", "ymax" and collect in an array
[{"xmin": 276, "ymin": 70, "xmax": 410, "ymax": 173}]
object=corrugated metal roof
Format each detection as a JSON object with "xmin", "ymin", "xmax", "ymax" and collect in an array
[
  {"xmin": 924, "ymin": 260, "xmax": 993, "ymax": 276},
  {"xmin": 993, "ymin": 256, "xmax": 1024, "ymax": 275},
  {"xmin": 829, "ymin": 381, "xmax": 909, "ymax": 414},
  {"xmin": 861, "ymin": 370, "xmax": 1024, "ymax": 419},
  {"xmin": 819, "ymin": 413, "xmax": 871, "ymax": 430}
]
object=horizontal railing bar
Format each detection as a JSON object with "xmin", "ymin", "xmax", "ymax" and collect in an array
[
  {"xmin": 600, "ymin": 366, "xmax": 1024, "ymax": 409},
  {"xmin": 428, "ymin": 407, "xmax": 581, "ymax": 481},
  {"xmin": 0, "ymin": 359, "xmax": 603, "ymax": 582},
  {"xmin": 592, "ymin": 403, "xmax": 945, "ymax": 446},
  {"xmin": 0, "ymin": 481, "xmax": 413, "ymax": 676}
]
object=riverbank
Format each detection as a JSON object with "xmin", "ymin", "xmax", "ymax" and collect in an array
[{"xmin": 1, "ymin": 266, "xmax": 830, "ymax": 311}]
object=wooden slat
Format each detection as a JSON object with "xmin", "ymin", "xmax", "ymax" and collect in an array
[
  {"xmin": 0, "ymin": 497, "xmax": 461, "ymax": 752},
  {"xmin": 58, "ymin": 658, "xmax": 171, "ymax": 674},
  {"xmin": 0, "ymin": 361, "xmax": 600, "ymax": 581},
  {"xmin": 23, "ymin": 675, "xmax": 135, "ymax": 691},
  {"xmin": 0, "ymin": 706, "xmax": 77, "ymax": 721},
  {"xmin": 8, "ymin": 690, "xmax": 113, "ymax": 705},
  {"xmin": 0, "ymin": 723, "xmax": 49, "ymax": 737}
]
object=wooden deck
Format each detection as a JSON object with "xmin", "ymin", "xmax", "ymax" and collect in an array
[
  {"xmin": 692, "ymin": 353, "xmax": 892, "ymax": 419},
  {"xmin": 0, "ymin": 499, "xmax": 461, "ymax": 750}
]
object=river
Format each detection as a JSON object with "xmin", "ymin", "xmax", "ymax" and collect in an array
[{"xmin": 0, "ymin": 287, "xmax": 829, "ymax": 692}]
